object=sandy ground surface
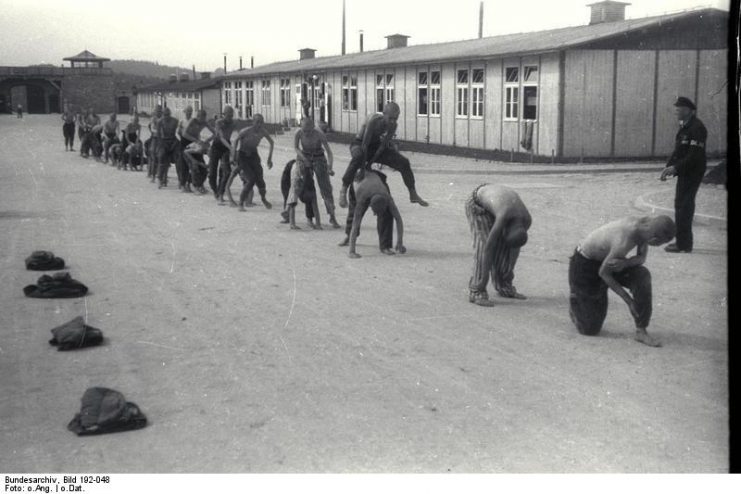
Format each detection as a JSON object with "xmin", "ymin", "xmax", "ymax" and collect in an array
[{"xmin": 0, "ymin": 115, "xmax": 728, "ymax": 473}]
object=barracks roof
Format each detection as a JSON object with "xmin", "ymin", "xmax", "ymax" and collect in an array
[
  {"xmin": 137, "ymin": 76, "xmax": 224, "ymax": 94},
  {"xmin": 223, "ymin": 7, "xmax": 727, "ymax": 79}
]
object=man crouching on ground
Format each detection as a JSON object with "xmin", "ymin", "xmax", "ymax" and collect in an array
[{"xmin": 569, "ymin": 215, "xmax": 676, "ymax": 347}]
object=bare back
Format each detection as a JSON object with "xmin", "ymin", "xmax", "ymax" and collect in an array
[
  {"xmin": 579, "ymin": 217, "xmax": 641, "ymax": 261},
  {"xmin": 475, "ymin": 184, "xmax": 531, "ymax": 227}
]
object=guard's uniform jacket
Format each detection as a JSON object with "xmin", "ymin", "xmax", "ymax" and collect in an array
[
  {"xmin": 665, "ymin": 115, "xmax": 707, "ymax": 251},
  {"xmin": 667, "ymin": 115, "xmax": 707, "ymax": 178}
]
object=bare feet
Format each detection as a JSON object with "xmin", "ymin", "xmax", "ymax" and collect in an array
[
  {"xmin": 261, "ymin": 197, "xmax": 272, "ymax": 209},
  {"xmin": 410, "ymin": 190, "xmax": 429, "ymax": 207},
  {"xmin": 348, "ymin": 252, "xmax": 361, "ymax": 259},
  {"xmin": 498, "ymin": 287, "xmax": 527, "ymax": 299},
  {"xmin": 338, "ymin": 236, "xmax": 349, "ymax": 247},
  {"xmin": 635, "ymin": 329, "xmax": 662, "ymax": 347},
  {"xmin": 469, "ymin": 292, "xmax": 495, "ymax": 307},
  {"xmin": 329, "ymin": 216, "xmax": 341, "ymax": 229}
]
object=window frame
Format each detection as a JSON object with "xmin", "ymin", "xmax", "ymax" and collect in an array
[
  {"xmin": 456, "ymin": 69, "xmax": 469, "ymax": 118},
  {"xmin": 417, "ymin": 70, "xmax": 428, "ymax": 116},
  {"xmin": 504, "ymin": 66, "xmax": 520, "ymax": 121},
  {"xmin": 521, "ymin": 65, "xmax": 539, "ymax": 121},
  {"xmin": 429, "ymin": 70, "xmax": 441, "ymax": 117},
  {"xmin": 471, "ymin": 68, "xmax": 485, "ymax": 119}
]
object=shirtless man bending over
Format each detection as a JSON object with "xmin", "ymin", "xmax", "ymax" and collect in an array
[
  {"xmin": 225, "ymin": 113, "xmax": 274, "ymax": 210},
  {"xmin": 569, "ymin": 215, "xmax": 676, "ymax": 347},
  {"xmin": 348, "ymin": 169, "xmax": 405, "ymax": 259},
  {"xmin": 465, "ymin": 184, "xmax": 532, "ymax": 306}
]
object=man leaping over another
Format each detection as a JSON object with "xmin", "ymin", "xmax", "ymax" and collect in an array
[{"xmin": 338, "ymin": 102, "xmax": 428, "ymax": 209}]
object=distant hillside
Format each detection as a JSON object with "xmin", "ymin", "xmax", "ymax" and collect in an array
[{"xmin": 109, "ymin": 60, "xmax": 195, "ymax": 80}]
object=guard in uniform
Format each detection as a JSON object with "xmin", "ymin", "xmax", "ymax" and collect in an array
[{"xmin": 660, "ymin": 96, "xmax": 707, "ymax": 253}]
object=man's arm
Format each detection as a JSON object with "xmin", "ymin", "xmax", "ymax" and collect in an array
[
  {"xmin": 225, "ymin": 166, "xmax": 240, "ymax": 206},
  {"xmin": 604, "ymin": 242, "xmax": 647, "ymax": 272},
  {"xmin": 318, "ymin": 130, "xmax": 334, "ymax": 173},
  {"xmin": 661, "ymin": 125, "xmax": 707, "ymax": 180},
  {"xmin": 294, "ymin": 130, "xmax": 305, "ymax": 161},
  {"xmin": 230, "ymin": 130, "xmax": 244, "ymax": 164},
  {"xmin": 599, "ymin": 248, "xmax": 639, "ymax": 318},
  {"xmin": 479, "ymin": 214, "xmax": 507, "ymax": 276},
  {"xmin": 348, "ymin": 199, "xmax": 370, "ymax": 258},
  {"xmin": 263, "ymin": 129, "xmax": 274, "ymax": 169},
  {"xmin": 388, "ymin": 199, "xmax": 405, "ymax": 253}
]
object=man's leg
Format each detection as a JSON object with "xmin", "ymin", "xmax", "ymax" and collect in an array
[
  {"xmin": 568, "ymin": 253, "xmax": 609, "ymax": 335},
  {"xmin": 157, "ymin": 143, "xmax": 172, "ymax": 187},
  {"xmin": 492, "ymin": 244, "xmax": 526, "ymax": 299},
  {"xmin": 338, "ymin": 185, "xmax": 358, "ymax": 246},
  {"xmin": 377, "ymin": 209, "xmax": 394, "ymax": 254},
  {"xmin": 148, "ymin": 138, "xmax": 159, "ymax": 180},
  {"xmin": 280, "ymin": 161, "xmax": 293, "ymax": 221},
  {"xmin": 673, "ymin": 175, "xmax": 703, "ymax": 252},
  {"xmin": 339, "ymin": 145, "xmax": 364, "ymax": 208},
  {"xmin": 466, "ymin": 196, "xmax": 496, "ymax": 306},
  {"xmin": 312, "ymin": 157, "xmax": 339, "ymax": 226},
  {"xmin": 376, "ymin": 148, "xmax": 428, "ymax": 206},
  {"xmin": 252, "ymin": 158, "xmax": 271, "ymax": 209},
  {"xmin": 207, "ymin": 147, "xmax": 223, "ymax": 196},
  {"xmin": 216, "ymin": 155, "xmax": 233, "ymax": 202},
  {"xmin": 612, "ymin": 265, "xmax": 658, "ymax": 346}
]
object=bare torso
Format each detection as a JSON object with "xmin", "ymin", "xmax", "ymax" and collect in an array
[
  {"xmin": 237, "ymin": 126, "xmax": 267, "ymax": 150},
  {"xmin": 298, "ymin": 129, "xmax": 324, "ymax": 154},
  {"xmin": 159, "ymin": 117, "xmax": 180, "ymax": 139},
  {"xmin": 474, "ymin": 184, "xmax": 531, "ymax": 228},
  {"xmin": 579, "ymin": 217, "xmax": 641, "ymax": 261}
]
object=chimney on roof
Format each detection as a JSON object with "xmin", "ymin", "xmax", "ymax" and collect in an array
[
  {"xmin": 588, "ymin": 1, "xmax": 630, "ymax": 25},
  {"xmin": 359, "ymin": 30, "xmax": 364, "ymax": 53},
  {"xmin": 299, "ymin": 48, "xmax": 316, "ymax": 60},
  {"xmin": 169, "ymin": 74, "xmax": 177, "ymax": 83},
  {"xmin": 179, "ymin": 73, "xmax": 190, "ymax": 82},
  {"xmin": 200, "ymin": 71, "xmax": 211, "ymax": 79},
  {"xmin": 385, "ymin": 34, "xmax": 409, "ymax": 49}
]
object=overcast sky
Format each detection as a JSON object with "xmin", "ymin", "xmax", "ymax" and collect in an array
[{"xmin": 0, "ymin": 0, "xmax": 731, "ymax": 71}]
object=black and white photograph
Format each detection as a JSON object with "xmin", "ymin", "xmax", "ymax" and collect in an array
[{"xmin": 0, "ymin": 0, "xmax": 733, "ymax": 486}]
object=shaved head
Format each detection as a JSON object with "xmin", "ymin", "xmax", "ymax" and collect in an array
[{"xmin": 648, "ymin": 215, "xmax": 676, "ymax": 245}]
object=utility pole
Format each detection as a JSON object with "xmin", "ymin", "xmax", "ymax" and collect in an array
[{"xmin": 342, "ymin": 0, "xmax": 347, "ymax": 55}]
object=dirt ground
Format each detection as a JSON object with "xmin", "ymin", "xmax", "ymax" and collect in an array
[{"xmin": 0, "ymin": 115, "xmax": 728, "ymax": 473}]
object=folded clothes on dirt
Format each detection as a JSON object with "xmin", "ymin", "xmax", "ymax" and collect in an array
[
  {"xmin": 48, "ymin": 316, "xmax": 103, "ymax": 351},
  {"xmin": 68, "ymin": 387, "xmax": 147, "ymax": 436},
  {"xmin": 25, "ymin": 251, "xmax": 65, "ymax": 271},
  {"xmin": 23, "ymin": 272, "xmax": 88, "ymax": 298}
]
